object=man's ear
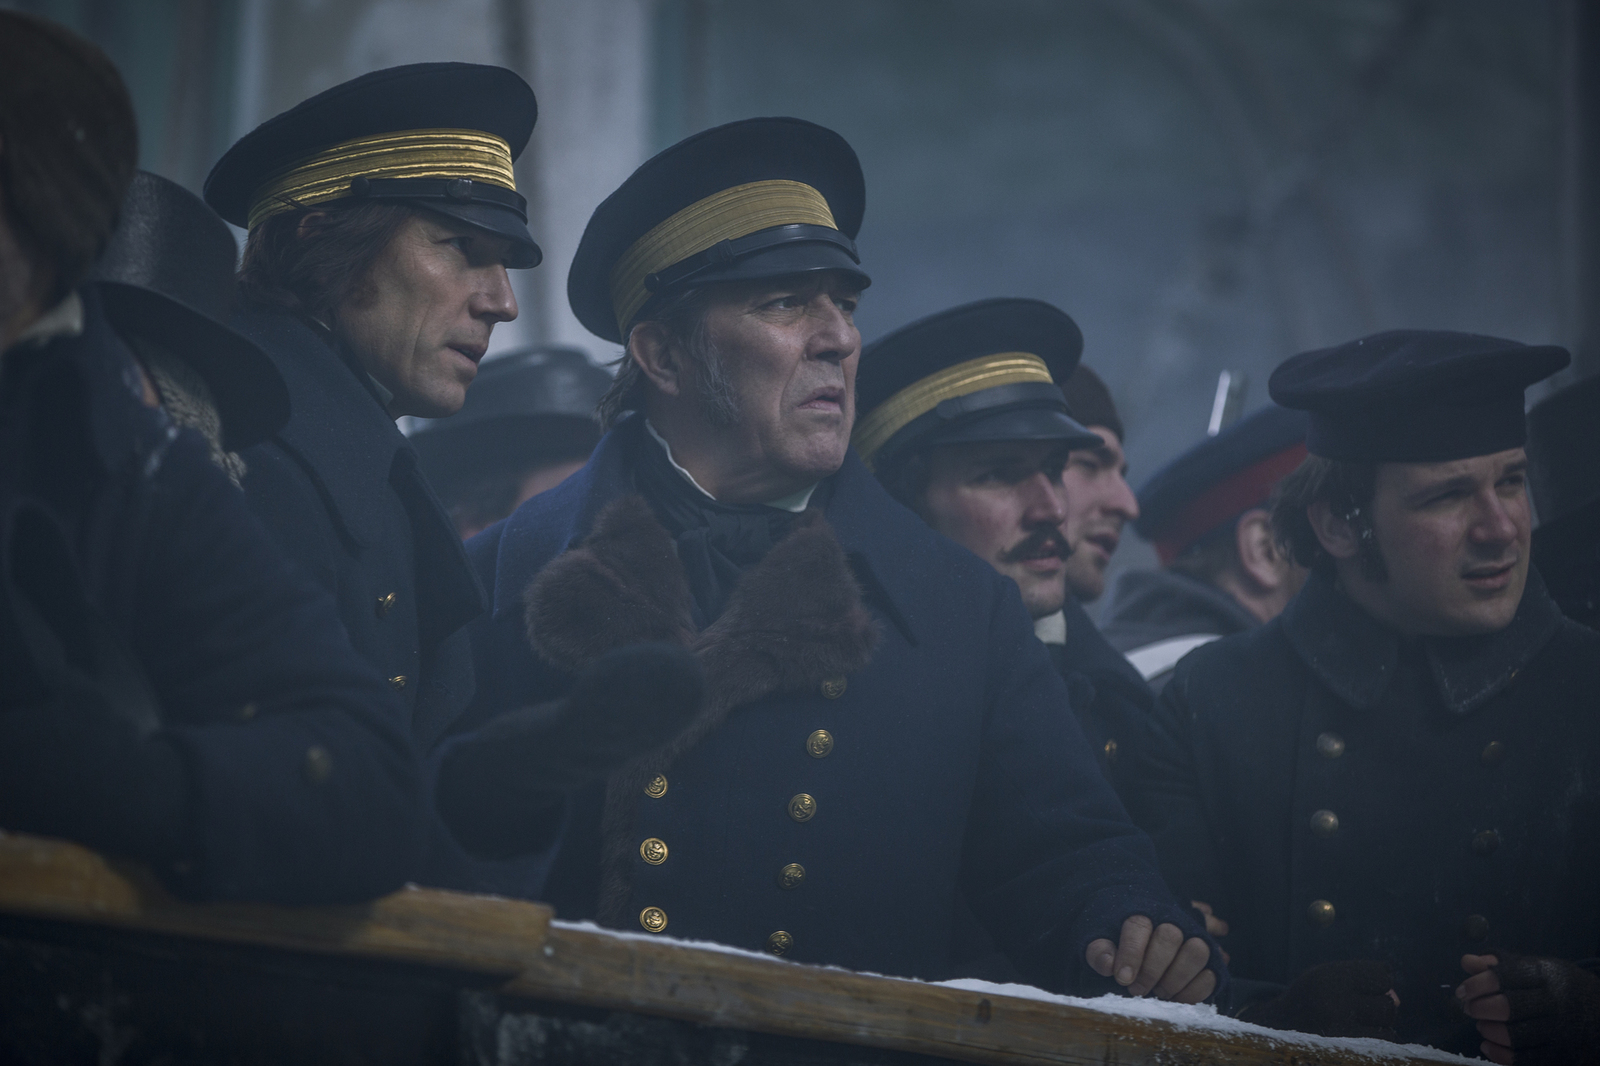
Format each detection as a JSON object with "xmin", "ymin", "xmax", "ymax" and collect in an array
[
  {"xmin": 294, "ymin": 211, "xmax": 332, "ymax": 241},
  {"xmin": 1234, "ymin": 509, "xmax": 1287, "ymax": 590},
  {"xmin": 627, "ymin": 322, "xmax": 685, "ymax": 399},
  {"xmin": 1308, "ymin": 499, "xmax": 1360, "ymax": 561}
]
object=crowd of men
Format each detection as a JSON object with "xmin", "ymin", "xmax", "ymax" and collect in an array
[{"xmin": 3, "ymin": 12, "xmax": 1600, "ymax": 1062}]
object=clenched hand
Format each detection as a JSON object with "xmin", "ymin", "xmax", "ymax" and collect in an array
[{"xmin": 1086, "ymin": 914, "xmax": 1215, "ymax": 1003}]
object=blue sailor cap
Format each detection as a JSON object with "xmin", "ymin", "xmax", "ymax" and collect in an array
[
  {"xmin": 1269, "ymin": 329, "xmax": 1569, "ymax": 463},
  {"xmin": 205, "ymin": 63, "xmax": 540, "ymax": 268},
  {"xmin": 853, "ymin": 298, "xmax": 1101, "ymax": 472},
  {"xmin": 567, "ymin": 117, "xmax": 869, "ymax": 344}
]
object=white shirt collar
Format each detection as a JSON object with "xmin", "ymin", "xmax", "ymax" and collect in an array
[
  {"xmin": 10, "ymin": 291, "xmax": 85, "ymax": 350},
  {"xmin": 645, "ymin": 418, "xmax": 817, "ymax": 512},
  {"xmin": 1034, "ymin": 609, "xmax": 1067, "ymax": 646}
]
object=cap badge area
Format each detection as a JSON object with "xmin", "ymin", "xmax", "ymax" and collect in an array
[
  {"xmin": 607, "ymin": 179, "xmax": 839, "ymax": 337},
  {"xmin": 852, "ymin": 351, "xmax": 1055, "ymax": 468},
  {"xmin": 247, "ymin": 128, "xmax": 517, "ymax": 229}
]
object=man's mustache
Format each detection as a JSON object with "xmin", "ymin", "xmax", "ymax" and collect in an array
[{"xmin": 1000, "ymin": 527, "xmax": 1072, "ymax": 564}]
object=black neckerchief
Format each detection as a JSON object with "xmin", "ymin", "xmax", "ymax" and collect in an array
[
  {"xmin": 1281, "ymin": 566, "xmax": 1566, "ymax": 714},
  {"xmin": 631, "ymin": 427, "xmax": 826, "ymax": 626}
]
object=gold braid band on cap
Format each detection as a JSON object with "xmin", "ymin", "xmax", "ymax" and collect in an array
[
  {"xmin": 608, "ymin": 179, "xmax": 838, "ymax": 337},
  {"xmin": 852, "ymin": 352, "xmax": 1056, "ymax": 467},
  {"xmin": 247, "ymin": 128, "xmax": 517, "ymax": 229}
]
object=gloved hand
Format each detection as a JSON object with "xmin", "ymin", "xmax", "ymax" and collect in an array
[
  {"xmin": 1237, "ymin": 959, "xmax": 1398, "ymax": 1039},
  {"xmin": 0, "ymin": 684, "xmax": 190, "ymax": 864},
  {"xmin": 1459, "ymin": 953, "xmax": 1600, "ymax": 1066},
  {"xmin": 435, "ymin": 642, "xmax": 704, "ymax": 858}
]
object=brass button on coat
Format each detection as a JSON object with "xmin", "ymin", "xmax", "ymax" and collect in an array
[
  {"xmin": 821, "ymin": 676, "xmax": 847, "ymax": 699},
  {"xmin": 1481, "ymin": 741, "xmax": 1506, "ymax": 766},
  {"xmin": 303, "ymin": 745, "xmax": 333, "ymax": 783},
  {"xmin": 375, "ymin": 592, "xmax": 397, "ymax": 617},
  {"xmin": 1310, "ymin": 809, "xmax": 1339, "ymax": 837},
  {"xmin": 644, "ymin": 774, "xmax": 668, "ymax": 798},
  {"xmin": 238, "ymin": 702, "xmax": 258, "ymax": 721},
  {"xmin": 778, "ymin": 862, "xmax": 806, "ymax": 889},
  {"xmin": 639, "ymin": 907, "xmax": 667, "ymax": 933},
  {"xmin": 1316, "ymin": 732, "xmax": 1345, "ymax": 759},
  {"xmin": 388, "ymin": 675, "xmax": 407, "ymax": 691},
  {"xmin": 788, "ymin": 793, "xmax": 817, "ymax": 822},
  {"xmin": 1463, "ymin": 913, "xmax": 1490, "ymax": 941},
  {"xmin": 1308, "ymin": 899, "xmax": 1336, "ymax": 926},
  {"xmin": 766, "ymin": 930, "xmax": 794, "ymax": 956},
  {"xmin": 806, "ymin": 729, "xmax": 834, "ymax": 758},
  {"xmin": 1472, "ymin": 829, "xmax": 1501, "ymax": 856},
  {"xmin": 639, "ymin": 837, "xmax": 668, "ymax": 865},
  {"xmin": 1103, "ymin": 738, "xmax": 1118, "ymax": 764}
]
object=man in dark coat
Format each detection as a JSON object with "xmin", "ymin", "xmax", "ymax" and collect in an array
[
  {"xmin": 856, "ymin": 298, "xmax": 1150, "ymax": 786},
  {"xmin": 0, "ymin": 12, "xmax": 426, "ymax": 903},
  {"xmin": 1124, "ymin": 330, "xmax": 1600, "ymax": 1057},
  {"xmin": 457, "ymin": 118, "xmax": 1222, "ymax": 1000},
  {"xmin": 1102, "ymin": 404, "xmax": 1308, "ymax": 690}
]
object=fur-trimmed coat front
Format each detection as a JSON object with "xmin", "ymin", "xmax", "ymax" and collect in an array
[{"xmin": 457, "ymin": 413, "xmax": 1215, "ymax": 994}]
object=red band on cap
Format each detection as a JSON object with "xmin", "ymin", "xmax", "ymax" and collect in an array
[{"xmin": 1154, "ymin": 443, "xmax": 1308, "ymax": 565}]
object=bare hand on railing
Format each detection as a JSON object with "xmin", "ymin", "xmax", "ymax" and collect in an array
[{"xmin": 1085, "ymin": 914, "xmax": 1215, "ymax": 1003}]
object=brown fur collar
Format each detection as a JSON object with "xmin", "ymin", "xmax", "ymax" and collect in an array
[{"xmin": 523, "ymin": 494, "xmax": 878, "ymax": 925}]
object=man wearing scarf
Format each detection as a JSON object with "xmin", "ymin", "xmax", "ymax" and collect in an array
[{"xmin": 450, "ymin": 118, "xmax": 1224, "ymax": 1001}]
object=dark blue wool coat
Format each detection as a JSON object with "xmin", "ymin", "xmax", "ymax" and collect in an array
[
  {"xmin": 1125, "ymin": 568, "xmax": 1600, "ymax": 1054},
  {"xmin": 230, "ymin": 303, "xmax": 557, "ymax": 894},
  {"xmin": 460, "ymin": 414, "xmax": 1219, "ymax": 994},
  {"xmin": 0, "ymin": 289, "xmax": 426, "ymax": 903}
]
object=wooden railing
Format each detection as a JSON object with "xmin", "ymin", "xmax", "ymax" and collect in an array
[{"xmin": 0, "ymin": 833, "xmax": 1467, "ymax": 1065}]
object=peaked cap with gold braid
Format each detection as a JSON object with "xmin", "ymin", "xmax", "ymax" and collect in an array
[
  {"xmin": 854, "ymin": 298, "xmax": 1100, "ymax": 473},
  {"xmin": 568, "ymin": 117, "xmax": 869, "ymax": 343},
  {"xmin": 204, "ymin": 63, "xmax": 541, "ymax": 268}
]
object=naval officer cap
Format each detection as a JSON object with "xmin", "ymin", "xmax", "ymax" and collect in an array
[
  {"xmin": 204, "ymin": 62, "xmax": 540, "ymax": 268},
  {"xmin": 853, "ymin": 298, "xmax": 1101, "ymax": 472},
  {"xmin": 1134, "ymin": 405, "xmax": 1307, "ymax": 564},
  {"xmin": 1268, "ymin": 329, "xmax": 1570, "ymax": 463},
  {"xmin": 568, "ymin": 117, "xmax": 869, "ymax": 344}
]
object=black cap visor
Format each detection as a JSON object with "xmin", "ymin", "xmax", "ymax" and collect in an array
[
  {"xmin": 411, "ymin": 198, "xmax": 541, "ymax": 269},
  {"xmin": 633, "ymin": 234, "xmax": 868, "ymax": 327},
  {"xmin": 873, "ymin": 382, "xmax": 1100, "ymax": 470}
]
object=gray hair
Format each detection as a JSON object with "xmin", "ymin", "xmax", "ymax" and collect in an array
[{"xmin": 596, "ymin": 285, "xmax": 739, "ymax": 431}]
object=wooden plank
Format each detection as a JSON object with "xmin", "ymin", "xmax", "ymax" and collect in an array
[
  {"xmin": 0, "ymin": 832, "xmax": 1464, "ymax": 1066},
  {"xmin": 503, "ymin": 923, "xmax": 1464, "ymax": 1066},
  {"xmin": 0, "ymin": 832, "xmax": 550, "ymax": 976}
]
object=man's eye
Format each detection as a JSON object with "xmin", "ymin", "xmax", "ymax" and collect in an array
[
  {"xmin": 448, "ymin": 237, "xmax": 472, "ymax": 254},
  {"xmin": 833, "ymin": 296, "xmax": 858, "ymax": 313}
]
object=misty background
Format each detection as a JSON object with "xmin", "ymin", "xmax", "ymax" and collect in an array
[{"xmin": 14, "ymin": 0, "xmax": 1597, "ymax": 609}]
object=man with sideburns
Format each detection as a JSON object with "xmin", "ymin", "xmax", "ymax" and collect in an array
[
  {"xmin": 453, "ymin": 118, "xmax": 1224, "ymax": 1000},
  {"xmin": 1124, "ymin": 331, "xmax": 1600, "ymax": 1057},
  {"xmin": 206, "ymin": 64, "xmax": 701, "ymax": 891}
]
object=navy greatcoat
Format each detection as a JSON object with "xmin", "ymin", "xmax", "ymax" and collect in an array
[
  {"xmin": 459, "ymin": 414, "xmax": 1216, "ymax": 992},
  {"xmin": 0, "ymin": 289, "xmax": 426, "ymax": 902},
  {"xmin": 1042, "ymin": 597, "xmax": 1154, "ymax": 788},
  {"xmin": 1124, "ymin": 568, "xmax": 1600, "ymax": 1054},
  {"xmin": 234, "ymin": 302, "xmax": 484, "ymax": 752}
]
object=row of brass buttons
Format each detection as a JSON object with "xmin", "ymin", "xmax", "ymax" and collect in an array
[
  {"xmin": 636, "ymin": 679, "xmax": 845, "ymax": 944},
  {"xmin": 1307, "ymin": 733, "xmax": 1507, "ymax": 929}
]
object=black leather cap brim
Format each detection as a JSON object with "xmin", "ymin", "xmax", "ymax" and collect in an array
[
  {"xmin": 419, "ymin": 200, "xmax": 542, "ymax": 269},
  {"xmin": 95, "ymin": 281, "xmax": 290, "ymax": 451},
  {"xmin": 926, "ymin": 405, "xmax": 1101, "ymax": 450}
]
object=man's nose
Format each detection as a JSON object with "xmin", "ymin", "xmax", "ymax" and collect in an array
[
  {"xmin": 1469, "ymin": 490, "xmax": 1520, "ymax": 549},
  {"xmin": 1105, "ymin": 471, "xmax": 1139, "ymax": 522},
  {"xmin": 1024, "ymin": 472, "xmax": 1070, "ymax": 526},
  {"xmin": 805, "ymin": 296, "xmax": 858, "ymax": 364},
  {"xmin": 472, "ymin": 266, "xmax": 518, "ymax": 324}
]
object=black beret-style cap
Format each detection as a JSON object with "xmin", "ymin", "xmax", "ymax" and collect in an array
[
  {"xmin": 408, "ymin": 347, "xmax": 609, "ymax": 487},
  {"xmin": 1134, "ymin": 404, "xmax": 1307, "ymax": 563},
  {"xmin": 205, "ymin": 63, "xmax": 540, "ymax": 267},
  {"xmin": 568, "ymin": 117, "xmax": 869, "ymax": 344},
  {"xmin": 91, "ymin": 171, "xmax": 289, "ymax": 451},
  {"xmin": 1268, "ymin": 329, "xmax": 1570, "ymax": 462},
  {"xmin": 853, "ymin": 298, "xmax": 1101, "ymax": 471}
]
